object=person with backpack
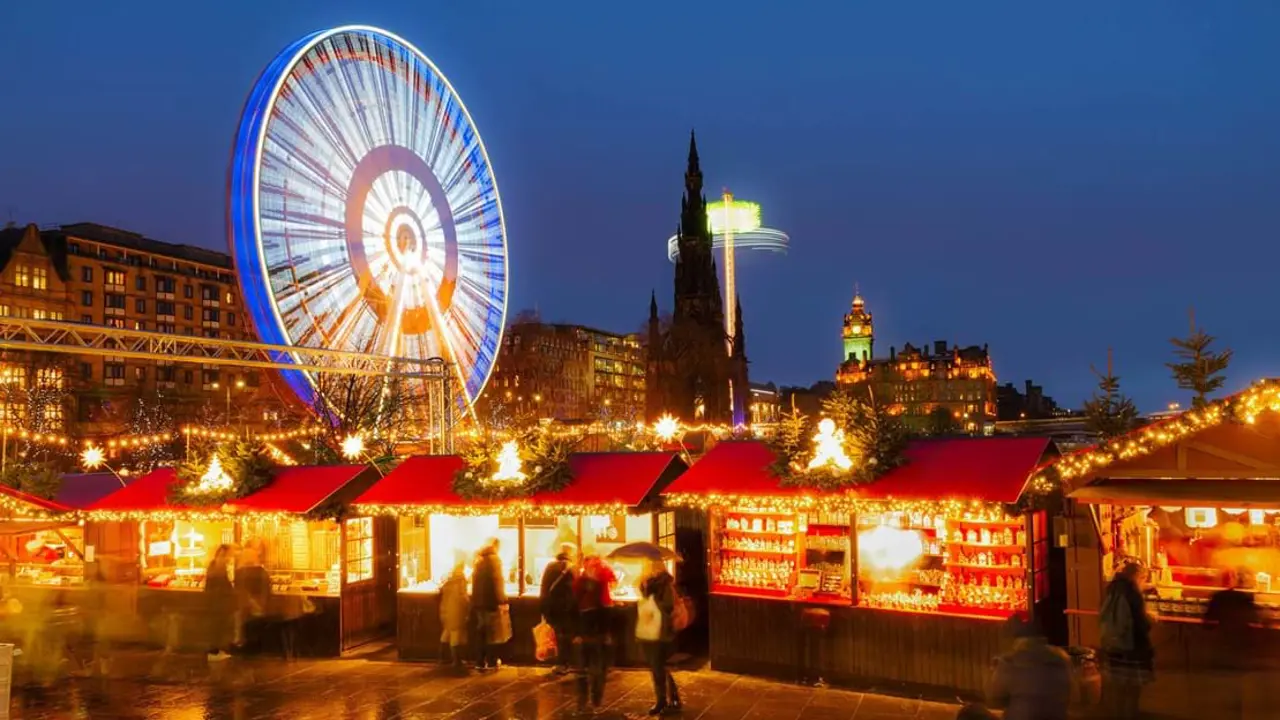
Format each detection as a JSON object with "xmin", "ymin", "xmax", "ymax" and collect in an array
[
  {"xmin": 539, "ymin": 543, "xmax": 577, "ymax": 675},
  {"xmin": 636, "ymin": 562, "xmax": 682, "ymax": 716},
  {"xmin": 1098, "ymin": 561, "xmax": 1152, "ymax": 720}
]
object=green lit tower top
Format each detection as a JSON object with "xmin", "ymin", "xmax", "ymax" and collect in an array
[{"xmin": 842, "ymin": 289, "xmax": 873, "ymax": 364}]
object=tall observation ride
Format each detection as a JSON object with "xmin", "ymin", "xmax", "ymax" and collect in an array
[
  {"xmin": 227, "ymin": 25, "xmax": 509, "ymax": 415},
  {"xmin": 665, "ymin": 191, "xmax": 788, "ymax": 355}
]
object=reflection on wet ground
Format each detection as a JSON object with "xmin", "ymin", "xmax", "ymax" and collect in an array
[{"xmin": 9, "ymin": 651, "xmax": 959, "ymax": 720}]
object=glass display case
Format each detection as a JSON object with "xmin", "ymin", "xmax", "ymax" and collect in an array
[
  {"xmin": 398, "ymin": 512, "xmax": 657, "ymax": 601},
  {"xmin": 709, "ymin": 504, "xmax": 1042, "ymax": 618},
  {"xmin": 3, "ymin": 525, "xmax": 85, "ymax": 587}
]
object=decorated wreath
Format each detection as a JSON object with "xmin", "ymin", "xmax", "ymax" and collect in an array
[
  {"xmin": 452, "ymin": 428, "xmax": 578, "ymax": 502},
  {"xmin": 769, "ymin": 388, "xmax": 907, "ymax": 490},
  {"xmin": 170, "ymin": 440, "xmax": 274, "ymax": 507}
]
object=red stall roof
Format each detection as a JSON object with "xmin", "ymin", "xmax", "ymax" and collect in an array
[
  {"xmin": 352, "ymin": 455, "xmax": 468, "ymax": 508},
  {"xmin": 663, "ymin": 437, "xmax": 1054, "ymax": 504},
  {"xmin": 353, "ymin": 452, "xmax": 684, "ymax": 511},
  {"xmin": 88, "ymin": 465, "xmax": 371, "ymax": 515}
]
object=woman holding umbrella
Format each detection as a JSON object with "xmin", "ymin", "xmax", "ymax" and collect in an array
[{"xmin": 614, "ymin": 543, "xmax": 683, "ymax": 716}]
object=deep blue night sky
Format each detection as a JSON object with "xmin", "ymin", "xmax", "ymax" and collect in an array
[{"xmin": 3, "ymin": 1, "xmax": 1279, "ymax": 411}]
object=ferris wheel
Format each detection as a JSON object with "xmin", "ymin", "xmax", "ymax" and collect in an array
[{"xmin": 228, "ymin": 25, "xmax": 508, "ymax": 411}]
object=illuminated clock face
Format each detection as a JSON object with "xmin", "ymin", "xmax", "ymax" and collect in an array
[{"xmin": 228, "ymin": 25, "xmax": 509, "ymax": 409}]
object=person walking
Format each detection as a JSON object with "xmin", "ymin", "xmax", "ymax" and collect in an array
[
  {"xmin": 984, "ymin": 615, "xmax": 1072, "ymax": 720},
  {"xmin": 637, "ymin": 562, "xmax": 682, "ymax": 716},
  {"xmin": 539, "ymin": 543, "xmax": 577, "ymax": 675},
  {"xmin": 573, "ymin": 554, "xmax": 616, "ymax": 713},
  {"xmin": 439, "ymin": 563, "xmax": 470, "ymax": 670},
  {"xmin": 1098, "ymin": 561, "xmax": 1153, "ymax": 720},
  {"xmin": 471, "ymin": 538, "xmax": 508, "ymax": 670},
  {"xmin": 235, "ymin": 540, "xmax": 272, "ymax": 655},
  {"xmin": 1199, "ymin": 568, "xmax": 1259, "ymax": 718},
  {"xmin": 204, "ymin": 544, "xmax": 236, "ymax": 663}
]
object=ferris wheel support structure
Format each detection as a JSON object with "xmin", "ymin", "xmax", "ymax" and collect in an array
[{"xmin": 0, "ymin": 317, "xmax": 459, "ymax": 449}]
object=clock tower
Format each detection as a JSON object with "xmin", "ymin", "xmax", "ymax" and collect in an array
[{"xmin": 842, "ymin": 290, "xmax": 874, "ymax": 364}]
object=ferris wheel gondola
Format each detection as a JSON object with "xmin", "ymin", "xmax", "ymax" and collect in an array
[{"xmin": 228, "ymin": 25, "xmax": 508, "ymax": 412}]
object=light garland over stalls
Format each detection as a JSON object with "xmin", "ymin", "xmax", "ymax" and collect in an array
[
  {"xmin": 0, "ymin": 490, "xmax": 61, "ymax": 519},
  {"xmin": 181, "ymin": 425, "xmax": 320, "ymax": 443},
  {"xmin": 352, "ymin": 501, "xmax": 633, "ymax": 519},
  {"xmin": 663, "ymin": 492, "xmax": 1009, "ymax": 517},
  {"xmin": 1029, "ymin": 379, "xmax": 1280, "ymax": 492}
]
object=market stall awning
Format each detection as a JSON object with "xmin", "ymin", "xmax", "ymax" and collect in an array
[
  {"xmin": 1069, "ymin": 478, "xmax": 1280, "ymax": 508},
  {"xmin": 1, "ymin": 483, "xmax": 71, "ymax": 516},
  {"xmin": 859, "ymin": 437, "xmax": 1055, "ymax": 503},
  {"xmin": 230, "ymin": 465, "xmax": 372, "ymax": 514},
  {"xmin": 532, "ymin": 452, "xmax": 686, "ymax": 507},
  {"xmin": 662, "ymin": 437, "xmax": 1055, "ymax": 504},
  {"xmin": 87, "ymin": 467, "xmax": 184, "ymax": 513},
  {"xmin": 661, "ymin": 441, "xmax": 787, "ymax": 497},
  {"xmin": 352, "ymin": 455, "xmax": 469, "ymax": 508},
  {"xmin": 87, "ymin": 465, "xmax": 377, "ymax": 516}
]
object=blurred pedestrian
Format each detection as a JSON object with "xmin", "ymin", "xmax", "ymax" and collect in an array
[
  {"xmin": 539, "ymin": 542, "xmax": 576, "ymax": 675},
  {"xmin": 984, "ymin": 615, "xmax": 1071, "ymax": 720},
  {"xmin": 471, "ymin": 538, "xmax": 508, "ymax": 670},
  {"xmin": 204, "ymin": 544, "xmax": 235, "ymax": 662},
  {"xmin": 574, "ymin": 555, "xmax": 616, "ymax": 713},
  {"xmin": 637, "ymin": 561, "xmax": 681, "ymax": 716},
  {"xmin": 439, "ymin": 563, "xmax": 470, "ymax": 669},
  {"xmin": 1199, "ymin": 568, "xmax": 1259, "ymax": 718},
  {"xmin": 235, "ymin": 540, "xmax": 272, "ymax": 655},
  {"xmin": 1098, "ymin": 561, "xmax": 1152, "ymax": 720}
]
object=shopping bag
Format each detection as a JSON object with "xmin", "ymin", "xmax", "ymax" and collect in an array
[
  {"xmin": 636, "ymin": 596, "xmax": 663, "ymax": 641},
  {"xmin": 533, "ymin": 618, "xmax": 558, "ymax": 661},
  {"xmin": 491, "ymin": 605, "xmax": 513, "ymax": 645},
  {"xmin": 671, "ymin": 594, "xmax": 694, "ymax": 632}
]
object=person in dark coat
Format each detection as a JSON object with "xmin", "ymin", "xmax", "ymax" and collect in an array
[
  {"xmin": 1099, "ymin": 562, "xmax": 1152, "ymax": 720},
  {"xmin": 1199, "ymin": 568, "xmax": 1260, "ymax": 718},
  {"xmin": 470, "ymin": 538, "xmax": 507, "ymax": 670},
  {"xmin": 573, "ymin": 555, "xmax": 615, "ymax": 713},
  {"xmin": 638, "ymin": 563, "xmax": 682, "ymax": 716},
  {"xmin": 204, "ymin": 544, "xmax": 236, "ymax": 662},
  {"xmin": 984, "ymin": 616, "xmax": 1072, "ymax": 720},
  {"xmin": 235, "ymin": 540, "xmax": 273, "ymax": 655},
  {"xmin": 539, "ymin": 543, "xmax": 576, "ymax": 674}
]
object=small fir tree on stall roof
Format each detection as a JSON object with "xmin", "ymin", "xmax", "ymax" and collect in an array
[
  {"xmin": 1166, "ymin": 308, "xmax": 1233, "ymax": 409},
  {"xmin": 1083, "ymin": 349, "xmax": 1138, "ymax": 440},
  {"xmin": 843, "ymin": 387, "xmax": 908, "ymax": 476}
]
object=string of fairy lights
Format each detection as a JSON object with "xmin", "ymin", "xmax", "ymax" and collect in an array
[{"xmin": 1029, "ymin": 379, "xmax": 1280, "ymax": 490}]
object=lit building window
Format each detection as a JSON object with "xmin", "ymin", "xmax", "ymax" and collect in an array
[
  {"xmin": 13, "ymin": 265, "xmax": 31, "ymax": 288},
  {"xmin": 32, "ymin": 267, "xmax": 47, "ymax": 291}
]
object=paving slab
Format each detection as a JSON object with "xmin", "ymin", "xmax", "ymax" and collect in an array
[{"xmin": 8, "ymin": 651, "xmax": 958, "ymax": 720}]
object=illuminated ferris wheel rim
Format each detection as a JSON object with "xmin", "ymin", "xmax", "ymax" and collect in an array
[
  {"xmin": 665, "ymin": 228, "xmax": 790, "ymax": 263},
  {"xmin": 227, "ymin": 24, "xmax": 510, "ymax": 410}
]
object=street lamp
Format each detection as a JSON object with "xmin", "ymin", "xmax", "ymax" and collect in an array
[{"xmin": 212, "ymin": 379, "xmax": 248, "ymax": 435}]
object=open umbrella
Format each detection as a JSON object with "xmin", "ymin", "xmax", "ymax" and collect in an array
[{"xmin": 606, "ymin": 542, "xmax": 680, "ymax": 562}]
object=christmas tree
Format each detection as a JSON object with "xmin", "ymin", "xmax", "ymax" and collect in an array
[
  {"xmin": 1083, "ymin": 349, "xmax": 1138, "ymax": 440},
  {"xmin": 1167, "ymin": 308, "xmax": 1232, "ymax": 409}
]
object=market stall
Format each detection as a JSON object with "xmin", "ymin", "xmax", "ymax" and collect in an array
[
  {"xmin": 353, "ymin": 450, "xmax": 687, "ymax": 664},
  {"xmin": 0, "ymin": 485, "xmax": 81, "ymax": 597},
  {"xmin": 1052, "ymin": 381, "xmax": 1280, "ymax": 718},
  {"xmin": 662, "ymin": 435, "xmax": 1058, "ymax": 696},
  {"xmin": 83, "ymin": 462, "xmax": 389, "ymax": 655}
]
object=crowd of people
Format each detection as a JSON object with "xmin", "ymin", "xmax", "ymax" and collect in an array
[{"xmin": 440, "ymin": 538, "xmax": 685, "ymax": 716}]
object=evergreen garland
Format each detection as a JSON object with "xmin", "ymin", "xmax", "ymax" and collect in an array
[
  {"xmin": 170, "ymin": 440, "xmax": 275, "ymax": 507},
  {"xmin": 452, "ymin": 429, "xmax": 578, "ymax": 502},
  {"xmin": 769, "ymin": 388, "xmax": 907, "ymax": 491}
]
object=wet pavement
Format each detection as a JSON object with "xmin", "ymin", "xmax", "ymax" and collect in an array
[{"xmin": 9, "ymin": 652, "xmax": 961, "ymax": 720}]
